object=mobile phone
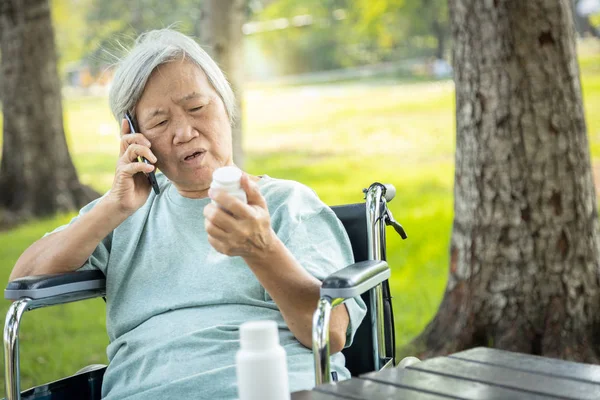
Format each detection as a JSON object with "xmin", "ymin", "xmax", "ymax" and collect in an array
[{"xmin": 124, "ymin": 112, "xmax": 160, "ymax": 195}]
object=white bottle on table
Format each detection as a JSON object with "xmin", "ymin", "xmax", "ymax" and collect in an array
[
  {"xmin": 236, "ymin": 320, "xmax": 291, "ymax": 400},
  {"xmin": 211, "ymin": 166, "xmax": 247, "ymax": 204}
]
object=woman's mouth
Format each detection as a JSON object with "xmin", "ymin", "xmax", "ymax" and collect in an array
[
  {"xmin": 184, "ymin": 151, "xmax": 203, "ymax": 161},
  {"xmin": 182, "ymin": 150, "xmax": 206, "ymax": 165}
]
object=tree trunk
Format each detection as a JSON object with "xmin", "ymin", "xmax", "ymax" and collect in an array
[
  {"xmin": 412, "ymin": 0, "xmax": 600, "ymax": 362},
  {"xmin": 199, "ymin": 0, "xmax": 245, "ymax": 168},
  {"xmin": 432, "ymin": 20, "xmax": 446, "ymax": 60},
  {"xmin": 0, "ymin": 0, "xmax": 99, "ymax": 227}
]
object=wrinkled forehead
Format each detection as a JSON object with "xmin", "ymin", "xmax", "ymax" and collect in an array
[{"xmin": 134, "ymin": 60, "xmax": 215, "ymax": 117}]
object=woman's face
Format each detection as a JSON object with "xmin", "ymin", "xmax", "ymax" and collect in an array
[{"xmin": 134, "ymin": 59, "xmax": 233, "ymax": 197}]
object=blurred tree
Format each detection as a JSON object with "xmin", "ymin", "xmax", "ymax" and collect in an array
[
  {"xmin": 0, "ymin": 0, "xmax": 99, "ymax": 227},
  {"xmin": 199, "ymin": 0, "xmax": 246, "ymax": 167},
  {"xmin": 404, "ymin": 0, "xmax": 449, "ymax": 59},
  {"xmin": 345, "ymin": 0, "xmax": 449, "ymax": 60},
  {"xmin": 572, "ymin": 0, "xmax": 600, "ymax": 37},
  {"xmin": 254, "ymin": 0, "xmax": 449, "ymax": 75},
  {"xmin": 84, "ymin": 0, "xmax": 203, "ymax": 67},
  {"xmin": 342, "ymin": 0, "xmax": 407, "ymax": 63},
  {"xmin": 51, "ymin": 0, "xmax": 94, "ymax": 75},
  {"xmin": 571, "ymin": 0, "xmax": 588, "ymax": 35},
  {"xmin": 413, "ymin": 0, "xmax": 600, "ymax": 361},
  {"xmin": 255, "ymin": 0, "xmax": 348, "ymax": 74}
]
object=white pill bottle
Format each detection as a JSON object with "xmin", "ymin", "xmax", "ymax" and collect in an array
[
  {"xmin": 211, "ymin": 166, "xmax": 248, "ymax": 204},
  {"xmin": 236, "ymin": 320, "xmax": 291, "ymax": 400}
]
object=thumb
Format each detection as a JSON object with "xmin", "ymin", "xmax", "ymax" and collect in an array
[{"xmin": 241, "ymin": 173, "xmax": 266, "ymax": 207}]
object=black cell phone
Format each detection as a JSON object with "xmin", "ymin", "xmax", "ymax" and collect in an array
[{"xmin": 124, "ymin": 112, "xmax": 160, "ymax": 195}]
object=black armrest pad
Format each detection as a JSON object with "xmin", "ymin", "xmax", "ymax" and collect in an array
[
  {"xmin": 5, "ymin": 270, "xmax": 106, "ymax": 300},
  {"xmin": 321, "ymin": 260, "xmax": 389, "ymax": 299}
]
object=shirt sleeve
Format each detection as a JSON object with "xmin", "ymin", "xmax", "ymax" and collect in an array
[
  {"xmin": 282, "ymin": 208, "xmax": 367, "ymax": 348},
  {"xmin": 43, "ymin": 196, "xmax": 111, "ymax": 274}
]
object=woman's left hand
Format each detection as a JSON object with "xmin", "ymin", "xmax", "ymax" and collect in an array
[{"xmin": 204, "ymin": 174, "xmax": 277, "ymax": 259}]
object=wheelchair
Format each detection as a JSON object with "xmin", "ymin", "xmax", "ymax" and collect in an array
[{"xmin": 3, "ymin": 182, "xmax": 407, "ymax": 400}]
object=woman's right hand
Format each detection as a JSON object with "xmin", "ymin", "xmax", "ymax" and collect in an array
[{"xmin": 106, "ymin": 119, "xmax": 157, "ymax": 215}]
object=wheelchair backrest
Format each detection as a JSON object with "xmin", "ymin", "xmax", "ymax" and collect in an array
[{"xmin": 331, "ymin": 203, "xmax": 396, "ymax": 376}]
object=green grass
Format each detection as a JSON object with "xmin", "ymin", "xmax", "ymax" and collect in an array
[{"xmin": 0, "ymin": 49, "xmax": 599, "ymax": 393}]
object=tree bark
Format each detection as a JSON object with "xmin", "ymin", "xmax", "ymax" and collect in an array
[
  {"xmin": 199, "ymin": 0, "xmax": 245, "ymax": 168},
  {"xmin": 0, "ymin": 0, "xmax": 99, "ymax": 227},
  {"xmin": 412, "ymin": 0, "xmax": 600, "ymax": 362}
]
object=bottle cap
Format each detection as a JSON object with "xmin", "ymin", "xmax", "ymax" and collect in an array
[
  {"xmin": 239, "ymin": 320, "xmax": 279, "ymax": 351},
  {"xmin": 213, "ymin": 166, "xmax": 243, "ymax": 185}
]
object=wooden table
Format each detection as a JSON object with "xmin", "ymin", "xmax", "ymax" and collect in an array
[{"xmin": 292, "ymin": 347, "xmax": 600, "ymax": 399}]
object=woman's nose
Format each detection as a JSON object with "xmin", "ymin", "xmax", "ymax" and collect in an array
[{"xmin": 173, "ymin": 118, "xmax": 199, "ymax": 144}]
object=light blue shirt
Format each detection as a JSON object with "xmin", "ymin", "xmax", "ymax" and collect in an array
[{"xmin": 52, "ymin": 174, "xmax": 367, "ymax": 399}]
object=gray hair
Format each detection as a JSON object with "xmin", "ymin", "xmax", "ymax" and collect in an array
[{"xmin": 108, "ymin": 29, "xmax": 236, "ymax": 125}]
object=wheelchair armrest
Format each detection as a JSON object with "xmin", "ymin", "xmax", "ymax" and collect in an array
[
  {"xmin": 5, "ymin": 270, "xmax": 106, "ymax": 301},
  {"xmin": 320, "ymin": 260, "xmax": 389, "ymax": 300}
]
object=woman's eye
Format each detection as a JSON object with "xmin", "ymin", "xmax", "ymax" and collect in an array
[
  {"xmin": 155, "ymin": 120, "xmax": 168, "ymax": 127},
  {"xmin": 190, "ymin": 106, "xmax": 204, "ymax": 112}
]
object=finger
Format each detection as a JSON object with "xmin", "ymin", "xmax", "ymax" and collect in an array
[
  {"xmin": 120, "ymin": 161, "xmax": 155, "ymax": 175},
  {"xmin": 209, "ymin": 189, "xmax": 253, "ymax": 218},
  {"xmin": 120, "ymin": 133, "xmax": 151, "ymax": 157},
  {"xmin": 203, "ymin": 202, "xmax": 239, "ymax": 232},
  {"xmin": 205, "ymin": 219, "xmax": 228, "ymax": 241},
  {"xmin": 123, "ymin": 144, "xmax": 157, "ymax": 164},
  {"xmin": 241, "ymin": 173, "xmax": 267, "ymax": 208},
  {"xmin": 120, "ymin": 118, "xmax": 131, "ymax": 136},
  {"xmin": 207, "ymin": 235, "xmax": 230, "ymax": 256}
]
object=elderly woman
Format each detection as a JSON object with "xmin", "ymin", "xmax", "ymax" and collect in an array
[{"xmin": 9, "ymin": 29, "xmax": 366, "ymax": 399}]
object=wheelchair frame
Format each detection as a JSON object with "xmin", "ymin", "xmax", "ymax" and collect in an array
[
  {"xmin": 3, "ymin": 182, "xmax": 405, "ymax": 399},
  {"xmin": 312, "ymin": 182, "xmax": 401, "ymax": 385}
]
